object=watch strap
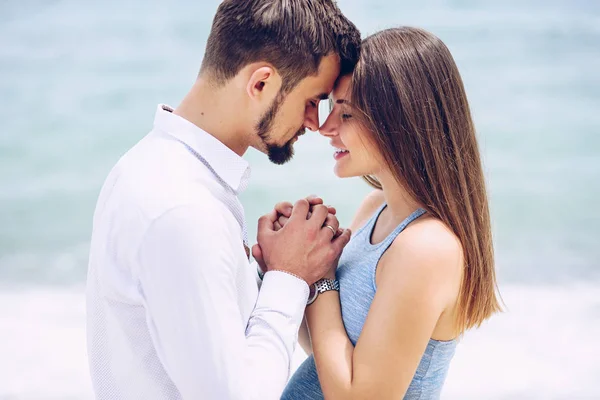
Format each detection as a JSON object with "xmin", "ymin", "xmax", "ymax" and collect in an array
[{"xmin": 307, "ymin": 278, "xmax": 339, "ymax": 305}]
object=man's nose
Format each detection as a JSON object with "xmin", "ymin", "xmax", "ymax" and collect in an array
[{"xmin": 304, "ymin": 107, "xmax": 319, "ymax": 131}]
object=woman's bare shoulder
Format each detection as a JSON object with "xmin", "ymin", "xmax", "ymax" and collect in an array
[{"xmin": 381, "ymin": 216, "xmax": 463, "ymax": 297}]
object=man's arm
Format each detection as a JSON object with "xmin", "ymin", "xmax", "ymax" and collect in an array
[
  {"xmin": 136, "ymin": 204, "xmax": 308, "ymax": 400},
  {"xmin": 253, "ymin": 195, "xmax": 340, "ymax": 356}
]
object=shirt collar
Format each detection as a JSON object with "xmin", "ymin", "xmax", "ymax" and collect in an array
[{"xmin": 153, "ymin": 104, "xmax": 251, "ymax": 194}]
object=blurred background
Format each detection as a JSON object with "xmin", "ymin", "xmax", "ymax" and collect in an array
[{"xmin": 1, "ymin": 0, "xmax": 599, "ymax": 398}]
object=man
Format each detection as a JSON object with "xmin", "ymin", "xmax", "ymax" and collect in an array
[{"xmin": 85, "ymin": 0, "xmax": 360, "ymax": 399}]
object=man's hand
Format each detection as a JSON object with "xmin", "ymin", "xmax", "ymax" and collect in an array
[
  {"xmin": 254, "ymin": 198, "xmax": 351, "ymax": 286},
  {"xmin": 253, "ymin": 195, "xmax": 337, "ymax": 274}
]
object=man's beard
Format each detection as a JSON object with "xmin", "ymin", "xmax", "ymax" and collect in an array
[{"xmin": 256, "ymin": 94, "xmax": 305, "ymax": 165}]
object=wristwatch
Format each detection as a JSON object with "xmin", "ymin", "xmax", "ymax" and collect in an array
[{"xmin": 307, "ymin": 278, "xmax": 340, "ymax": 305}]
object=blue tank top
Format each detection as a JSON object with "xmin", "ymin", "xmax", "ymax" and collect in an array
[{"xmin": 282, "ymin": 204, "xmax": 458, "ymax": 400}]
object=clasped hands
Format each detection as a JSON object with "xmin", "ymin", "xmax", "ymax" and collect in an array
[{"xmin": 252, "ymin": 195, "xmax": 351, "ymax": 285}]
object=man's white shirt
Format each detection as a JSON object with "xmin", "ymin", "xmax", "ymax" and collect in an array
[{"xmin": 86, "ymin": 104, "xmax": 309, "ymax": 399}]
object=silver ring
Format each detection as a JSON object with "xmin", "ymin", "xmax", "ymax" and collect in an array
[{"xmin": 324, "ymin": 225, "xmax": 336, "ymax": 236}]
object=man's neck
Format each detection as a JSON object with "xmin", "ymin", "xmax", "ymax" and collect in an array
[{"xmin": 173, "ymin": 78, "xmax": 250, "ymax": 157}]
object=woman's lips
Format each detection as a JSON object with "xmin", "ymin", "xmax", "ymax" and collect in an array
[{"xmin": 333, "ymin": 148, "xmax": 349, "ymax": 160}]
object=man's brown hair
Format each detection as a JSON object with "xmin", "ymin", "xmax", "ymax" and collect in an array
[{"xmin": 200, "ymin": 0, "xmax": 360, "ymax": 93}]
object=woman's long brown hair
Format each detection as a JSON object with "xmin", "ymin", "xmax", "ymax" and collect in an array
[{"xmin": 350, "ymin": 27, "xmax": 501, "ymax": 333}]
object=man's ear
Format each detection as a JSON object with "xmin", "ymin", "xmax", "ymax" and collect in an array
[{"xmin": 246, "ymin": 65, "xmax": 280, "ymax": 101}]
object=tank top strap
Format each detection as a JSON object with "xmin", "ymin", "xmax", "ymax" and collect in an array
[
  {"xmin": 353, "ymin": 202, "xmax": 388, "ymax": 238},
  {"xmin": 374, "ymin": 207, "xmax": 427, "ymax": 253}
]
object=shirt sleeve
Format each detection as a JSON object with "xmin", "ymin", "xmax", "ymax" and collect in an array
[{"xmin": 136, "ymin": 204, "xmax": 308, "ymax": 400}]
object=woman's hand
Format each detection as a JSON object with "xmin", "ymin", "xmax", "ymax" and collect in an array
[{"xmin": 273, "ymin": 196, "xmax": 337, "ymax": 232}]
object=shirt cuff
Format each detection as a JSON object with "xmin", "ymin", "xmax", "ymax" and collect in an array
[{"xmin": 256, "ymin": 271, "xmax": 309, "ymax": 324}]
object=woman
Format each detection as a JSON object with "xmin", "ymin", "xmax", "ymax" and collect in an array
[{"xmin": 267, "ymin": 27, "xmax": 501, "ymax": 399}]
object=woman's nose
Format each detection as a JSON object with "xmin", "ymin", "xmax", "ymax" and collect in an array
[{"xmin": 318, "ymin": 113, "xmax": 338, "ymax": 137}]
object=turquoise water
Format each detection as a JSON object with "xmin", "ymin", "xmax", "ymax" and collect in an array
[{"xmin": 1, "ymin": 1, "xmax": 598, "ymax": 398}]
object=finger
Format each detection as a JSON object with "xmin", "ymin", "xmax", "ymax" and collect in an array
[
  {"xmin": 278, "ymin": 215, "xmax": 289, "ymax": 227},
  {"xmin": 251, "ymin": 244, "xmax": 267, "ymax": 271},
  {"xmin": 289, "ymin": 199, "xmax": 310, "ymax": 221},
  {"xmin": 308, "ymin": 204, "xmax": 328, "ymax": 227},
  {"xmin": 274, "ymin": 201, "xmax": 293, "ymax": 218},
  {"xmin": 308, "ymin": 204, "xmax": 334, "ymax": 216},
  {"xmin": 258, "ymin": 209, "xmax": 278, "ymax": 226},
  {"xmin": 319, "ymin": 214, "xmax": 340, "ymax": 239},
  {"xmin": 257, "ymin": 209, "xmax": 278, "ymax": 238},
  {"xmin": 306, "ymin": 195, "xmax": 324, "ymax": 206},
  {"xmin": 332, "ymin": 228, "xmax": 352, "ymax": 253},
  {"xmin": 251, "ymin": 244, "xmax": 263, "ymax": 262},
  {"xmin": 274, "ymin": 221, "xmax": 282, "ymax": 231},
  {"xmin": 324, "ymin": 214, "xmax": 340, "ymax": 232}
]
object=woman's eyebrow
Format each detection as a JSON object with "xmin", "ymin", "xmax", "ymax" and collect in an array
[{"xmin": 329, "ymin": 98, "xmax": 350, "ymax": 112}]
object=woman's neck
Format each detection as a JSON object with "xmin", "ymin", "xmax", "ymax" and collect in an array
[{"xmin": 376, "ymin": 170, "xmax": 422, "ymax": 224}]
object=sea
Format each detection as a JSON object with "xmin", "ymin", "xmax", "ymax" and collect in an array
[{"xmin": 1, "ymin": 0, "xmax": 599, "ymax": 398}]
